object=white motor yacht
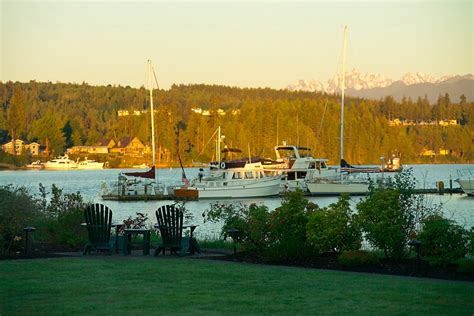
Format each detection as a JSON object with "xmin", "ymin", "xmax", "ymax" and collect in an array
[
  {"xmin": 76, "ymin": 157, "xmax": 105, "ymax": 170},
  {"xmin": 173, "ymin": 159, "xmax": 281, "ymax": 199},
  {"xmin": 43, "ymin": 155, "xmax": 78, "ymax": 170},
  {"xmin": 263, "ymin": 145, "xmax": 338, "ymax": 192}
]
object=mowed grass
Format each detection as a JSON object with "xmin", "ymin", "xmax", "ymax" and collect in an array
[{"xmin": 1, "ymin": 257, "xmax": 473, "ymax": 315}]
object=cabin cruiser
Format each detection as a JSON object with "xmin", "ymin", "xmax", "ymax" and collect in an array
[
  {"xmin": 263, "ymin": 145, "xmax": 338, "ymax": 192},
  {"xmin": 26, "ymin": 160, "xmax": 44, "ymax": 169},
  {"xmin": 173, "ymin": 157, "xmax": 281, "ymax": 199},
  {"xmin": 43, "ymin": 155, "xmax": 78, "ymax": 170},
  {"xmin": 76, "ymin": 157, "xmax": 105, "ymax": 170}
]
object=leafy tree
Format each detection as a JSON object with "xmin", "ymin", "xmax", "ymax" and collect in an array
[
  {"xmin": 7, "ymin": 88, "xmax": 27, "ymax": 140},
  {"xmin": 30, "ymin": 110, "xmax": 66, "ymax": 155}
]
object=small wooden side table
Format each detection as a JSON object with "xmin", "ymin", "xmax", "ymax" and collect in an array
[{"xmin": 123, "ymin": 228, "xmax": 151, "ymax": 256}]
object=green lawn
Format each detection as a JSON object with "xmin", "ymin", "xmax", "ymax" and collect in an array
[{"xmin": 1, "ymin": 257, "xmax": 473, "ymax": 315}]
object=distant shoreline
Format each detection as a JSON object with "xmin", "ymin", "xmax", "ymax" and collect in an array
[{"xmin": 0, "ymin": 162, "xmax": 472, "ymax": 172}]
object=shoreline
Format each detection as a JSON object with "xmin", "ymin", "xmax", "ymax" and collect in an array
[{"xmin": 0, "ymin": 162, "xmax": 473, "ymax": 172}]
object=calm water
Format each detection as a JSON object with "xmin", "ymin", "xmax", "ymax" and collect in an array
[{"xmin": 0, "ymin": 164, "xmax": 473, "ymax": 237}]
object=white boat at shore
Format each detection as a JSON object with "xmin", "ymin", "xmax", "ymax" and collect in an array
[
  {"xmin": 456, "ymin": 170, "xmax": 474, "ymax": 196},
  {"xmin": 76, "ymin": 157, "xmax": 105, "ymax": 170},
  {"xmin": 173, "ymin": 160, "xmax": 281, "ymax": 199},
  {"xmin": 26, "ymin": 160, "xmax": 44, "ymax": 169},
  {"xmin": 43, "ymin": 155, "xmax": 78, "ymax": 170}
]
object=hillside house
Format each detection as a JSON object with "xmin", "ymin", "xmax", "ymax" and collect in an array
[
  {"xmin": 96, "ymin": 138, "xmax": 116, "ymax": 149},
  {"xmin": 67, "ymin": 146, "xmax": 109, "ymax": 155},
  {"xmin": 1, "ymin": 140, "xmax": 42, "ymax": 156},
  {"xmin": 110, "ymin": 137, "xmax": 145, "ymax": 155}
]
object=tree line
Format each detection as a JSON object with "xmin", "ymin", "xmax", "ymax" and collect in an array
[{"xmin": 0, "ymin": 81, "xmax": 472, "ymax": 164}]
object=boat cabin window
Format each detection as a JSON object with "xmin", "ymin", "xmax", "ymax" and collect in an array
[
  {"xmin": 232, "ymin": 172, "xmax": 242, "ymax": 179},
  {"xmin": 245, "ymin": 171, "xmax": 253, "ymax": 179},
  {"xmin": 287, "ymin": 172, "xmax": 296, "ymax": 180},
  {"xmin": 297, "ymin": 172, "xmax": 307, "ymax": 179},
  {"xmin": 309, "ymin": 162, "xmax": 316, "ymax": 169},
  {"xmin": 321, "ymin": 162, "xmax": 327, "ymax": 169}
]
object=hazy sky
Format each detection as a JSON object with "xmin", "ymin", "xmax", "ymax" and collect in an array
[{"xmin": 1, "ymin": 0, "xmax": 472, "ymax": 89}]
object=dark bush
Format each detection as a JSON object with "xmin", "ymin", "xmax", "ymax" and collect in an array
[
  {"xmin": 37, "ymin": 184, "xmax": 89, "ymax": 248},
  {"xmin": 306, "ymin": 194, "xmax": 361, "ymax": 253},
  {"xmin": 0, "ymin": 185, "xmax": 43, "ymax": 254},
  {"xmin": 338, "ymin": 250, "xmax": 379, "ymax": 268},
  {"xmin": 418, "ymin": 214, "xmax": 468, "ymax": 266},
  {"xmin": 203, "ymin": 202, "xmax": 270, "ymax": 254},
  {"xmin": 457, "ymin": 259, "xmax": 474, "ymax": 275},
  {"xmin": 468, "ymin": 227, "xmax": 474, "ymax": 256}
]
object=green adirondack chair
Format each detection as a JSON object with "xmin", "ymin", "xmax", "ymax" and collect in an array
[
  {"xmin": 154, "ymin": 204, "xmax": 184, "ymax": 255},
  {"xmin": 83, "ymin": 203, "xmax": 114, "ymax": 255}
]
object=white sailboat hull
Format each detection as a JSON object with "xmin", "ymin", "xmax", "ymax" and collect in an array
[
  {"xmin": 307, "ymin": 180, "xmax": 370, "ymax": 195},
  {"xmin": 456, "ymin": 179, "xmax": 474, "ymax": 196},
  {"xmin": 77, "ymin": 162, "xmax": 104, "ymax": 170}
]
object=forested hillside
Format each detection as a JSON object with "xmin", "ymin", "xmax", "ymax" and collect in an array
[{"xmin": 0, "ymin": 81, "xmax": 473, "ymax": 164}]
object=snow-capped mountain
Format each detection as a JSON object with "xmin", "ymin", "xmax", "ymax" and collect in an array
[{"xmin": 287, "ymin": 71, "xmax": 473, "ymax": 103}]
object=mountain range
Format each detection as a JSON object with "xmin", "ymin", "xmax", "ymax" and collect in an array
[{"xmin": 286, "ymin": 70, "xmax": 474, "ymax": 103}]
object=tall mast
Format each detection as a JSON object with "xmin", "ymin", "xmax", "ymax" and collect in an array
[
  {"xmin": 217, "ymin": 126, "xmax": 221, "ymax": 162},
  {"xmin": 340, "ymin": 26, "xmax": 347, "ymax": 171},
  {"xmin": 148, "ymin": 59, "xmax": 156, "ymax": 166}
]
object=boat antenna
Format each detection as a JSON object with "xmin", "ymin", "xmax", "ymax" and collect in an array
[
  {"xmin": 276, "ymin": 115, "xmax": 279, "ymax": 146},
  {"xmin": 147, "ymin": 59, "xmax": 156, "ymax": 167},
  {"xmin": 340, "ymin": 26, "xmax": 347, "ymax": 180}
]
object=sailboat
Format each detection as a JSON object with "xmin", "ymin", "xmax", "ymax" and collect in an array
[
  {"xmin": 101, "ymin": 60, "xmax": 167, "ymax": 201},
  {"xmin": 306, "ymin": 26, "xmax": 372, "ymax": 196}
]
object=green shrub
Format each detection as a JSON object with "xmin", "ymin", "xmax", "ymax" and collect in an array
[
  {"xmin": 203, "ymin": 202, "xmax": 270, "ymax": 254},
  {"xmin": 357, "ymin": 188, "xmax": 406, "ymax": 258},
  {"xmin": 457, "ymin": 259, "xmax": 474, "ymax": 275},
  {"xmin": 468, "ymin": 227, "xmax": 474, "ymax": 256},
  {"xmin": 0, "ymin": 185, "xmax": 43, "ymax": 254},
  {"xmin": 306, "ymin": 194, "xmax": 361, "ymax": 253},
  {"xmin": 266, "ymin": 190, "xmax": 311, "ymax": 261},
  {"xmin": 418, "ymin": 214, "xmax": 468, "ymax": 266},
  {"xmin": 356, "ymin": 169, "xmax": 440, "ymax": 259},
  {"xmin": 338, "ymin": 250, "xmax": 379, "ymax": 268},
  {"xmin": 36, "ymin": 184, "xmax": 89, "ymax": 248}
]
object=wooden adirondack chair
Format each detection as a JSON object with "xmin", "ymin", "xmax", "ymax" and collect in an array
[
  {"xmin": 83, "ymin": 203, "xmax": 114, "ymax": 255},
  {"xmin": 154, "ymin": 204, "xmax": 184, "ymax": 255}
]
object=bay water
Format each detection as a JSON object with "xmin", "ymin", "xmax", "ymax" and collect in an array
[{"xmin": 0, "ymin": 164, "xmax": 472, "ymax": 238}]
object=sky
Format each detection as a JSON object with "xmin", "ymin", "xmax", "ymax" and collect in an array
[{"xmin": 1, "ymin": 0, "xmax": 472, "ymax": 89}]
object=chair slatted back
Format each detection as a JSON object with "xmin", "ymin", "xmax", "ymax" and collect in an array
[
  {"xmin": 84, "ymin": 203, "xmax": 113, "ymax": 245},
  {"xmin": 156, "ymin": 205, "xmax": 183, "ymax": 249}
]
